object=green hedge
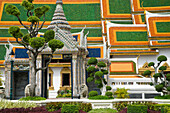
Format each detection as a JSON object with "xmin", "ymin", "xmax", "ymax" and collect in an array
[
  {"xmin": 127, "ymin": 105, "xmax": 147, "ymax": 113},
  {"xmin": 61, "ymin": 104, "xmax": 79, "ymax": 113},
  {"xmin": 88, "ymin": 91, "xmax": 98, "ymax": 97},
  {"xmin": 88, "ymin": 108, "xmax": 117, "ymax": 113},
  {"xmin": 88, "ymin": 95, "xmax": 114, "ymax": 100},
  {"xmin": 154, "ymin": 95, "xmax": 170, "ymax": 99},
  {"xmin": 46, "ymin": 102, "xmax": 92, "ymax": 112}
]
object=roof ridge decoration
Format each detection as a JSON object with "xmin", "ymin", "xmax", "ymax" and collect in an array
[{"xmin": 47, "ymin": 0, "xmax": 78, "ymax": 49}]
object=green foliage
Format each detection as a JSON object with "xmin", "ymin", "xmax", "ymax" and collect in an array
[
  {"xmin": 28, "ymin": 0, "xmax": 34, "ymax": 3},
  {"xmin": 27, "ymin": 16, "xmax": 40, "ymax": 23},
  {"xmin": 159, "ymin": 66, "xmax": 167, "ymax": 71},
  {"xmin": 157, "ymin": 55, "xmax": 167, "ymax": 62},
  {"xmin": 29, "ymin": 37, "xmax": 45, "ymax": 49},
  {"xmin": 87, "ymin": 66, "xmax": 95, "ymax": 73},
  {"xmin": 8, "ymin": 26, "xmax": 20, "ymax": 35},
  {"xmin": 97, "ymin": 61, "xmax": 106, "ymax": 67},
  {"xmin": 94, "ymin": 71, "xmax": 103, "ymax": 78},
  {"xmin": 150, "ymin": 82, "xmax": 153, "ymax": 86},
  {"xmin": 88, "ymin": 91, "xmax": 98, "ymax": 97},
  {"xmin": 143, "ymin": 70, "xmax": 151, "ymax": 76},
  {"xmin": 0, "ymin": 99, "xmax": 37, "ymax": 109},
  {"xmin": 88, "ymin": 95, "xmax": 114, "ymax": 100},
  {"xmin": 34, "ymin": 5, "xmax": 50, "ymax": 18},
  {"xmin": 48, "ymin": 39, "xmax": 64, "ymax": 52},
  {"xmin": 61, "ymin": 104, "xmax": 79, "ymax": 113},
  {"xmin": 23, "ymin": 34, "xmax": 31, "ymax": 43},
  {"xmin": 162, "ymin": 106, "xmax": 170, "ymax": 113},
  {"xmin": 114, "ymin": 102, "xmax": 128, "ymax": 112},
  {"xmin": 0, "ymin": 78, "xmax": 2, "ymax": 86},
  {"xmin": 44, "ymin": 30, "xmax": 55, "ymax": 42},
  {"xmin": 155, "ymin": 84, "xmax": 164, "ymax": 92},
  {"xmin": 151, "ymin": 104, "xmax": 170, "ymax": 112},
  {"xmin": 87, "ymin": 76, "xmax": 94, "ymax": 83},
  {"xmin": 167, "ymin": 87, "xmax": 170, "ymax": 91},
  {"xmin": 88, "ymin": 108, "xmax": 117, "ymax": 113},
  {"xmin": 153, "ymin": 73, "xmax": 161, "ymax": 78},
  {"xmin": 114, "ymin": 88, "xmax": 129, "ymax": 99},
  {"xmin": 19, "ymin": 96, "xmax": 46, "ymax": 101},
  {"xmin": 106, "ymin": 86, "xmax": 112, "ymax": 91},
  {"xmin": 5, "ymin": 4, "xmax": 20, "ymax": 16},
  {"xmin": 95, "ymin": 79, "xmax": 102, "ymax": 85},
  {"xmin": 148, "ymin": 62, "xmax": 155, "ymax": 67},
  {"xmin": 46, "ymin": 102, "xmax": 92, "ymax": 112},
  {"xmin": 166, "ymin": 74, "xmax": 170, "ymax": 81},
  {"xmin": 154, "ymin": 95, "xmax": 170, "ymax": 99},
  {"xmin": 101, "ymin": 69, "xmax": 108, "ymax": 74},
  {"xmin": 127, "ymin": 105, "xmax": 147, "ymax": 113},
  {"xmin": 87, "ymin": 57, "xmax": 97, "ymax": 65},
  {"xmin": 21, "ymin": 0, "xmax": 34, "ymax": 11},
  {"xmin": 105, "ymin": 91, "xmax": 113, "ymax": 98}
]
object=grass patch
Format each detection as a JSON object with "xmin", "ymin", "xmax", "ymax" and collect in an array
[
  {"xmin": 88, "ymin": 108, "xmax": 117, "ymax": 113},
  {"xmin": 19, "ymin": 96, "xmax": 46, "ymax": 101}
]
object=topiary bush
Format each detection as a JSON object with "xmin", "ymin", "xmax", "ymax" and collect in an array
[
  {"xmin": 106, "ymin": 86, "xmax": 112, "ymax": 91},
  {"xmin": 105, "ymin": 91, "xmax": 113, "ymax": 98},
  {"xmin": 127, "ymin": 105, "xmax": 147, "ymax": 113},
  {"xmin": 155, "ymin": 84, "xmax": 164, "ymax": 92},
  {"xmin": 87, "ymin": 57, "xmax": 98, "ymax": 65},
  {"xmin": 61, "ymin": 104, "xmax": 79, "ymax": 113},
  {"xmin": 88, "ymin": 91, "xmax": 98, "ymax": 97}
]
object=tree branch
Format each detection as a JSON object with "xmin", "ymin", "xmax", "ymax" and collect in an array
[
  {"xmin": 37, "ymin": 43, "xmax": 47, "ymax": 54},
  {"xmin": 17, "ymin": 16, "xmax": 29, "ymax": 30},
  {"xmin": 15, "ymin": 37, "xmax": 33, "ymax": 53},
  {"xmin": 37, "ymin": 14, "xmax": 45, "ymax": 32},
  {"xmin": 36, "ymin": 52, "xmax": 53, "ymax": 71}
]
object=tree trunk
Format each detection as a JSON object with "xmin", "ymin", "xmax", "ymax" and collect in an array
[
  {"xmin": 101, "ymin": 80, "xmax": 106, "ymax": 96},
  {"xmin": 29, "ymin": 53, "xmax": 37, "ymax": 97}
]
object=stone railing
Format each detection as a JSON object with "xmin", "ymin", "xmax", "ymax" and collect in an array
[{"xmin": 7, "ymin": 99, "xmax": 170, "ymax": 109}]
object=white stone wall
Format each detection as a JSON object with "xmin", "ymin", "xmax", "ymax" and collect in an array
[
  {"xmin": 48, "ymin": 67, "xmax": 62, "ymax": 98},
  {"xmin": 0, "ymin": 68, "xmax": 5, "ymax": 88}
]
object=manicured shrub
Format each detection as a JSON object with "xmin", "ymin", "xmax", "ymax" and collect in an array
[
  {"xmin": 151, "ymin": 104, "xmax": 170, "ymax": 112},
  {"xmin": 88, "ymin": 108, "xmax": 117, "ymax": 113},
  {"xmin": 127, "ymin": 105, "xmax": 147, "ymax": 113},
  {"xmin": 88, "ymin": 91, "xmax": 98, "ymax": 97},
  {"xmin": 161, "ymin": 106, "xmax": 170, "ymax": 113},
  {"xmin": 88, "ymin": 95, "xmax": 114, "ymax": 100},
  {"xmin": 166, "ymin": 74, "xmax": 170, "ymax": 81},
  {"xmin": 106, "ymin": 86, "xmax": 112, "ymax": 91},
  {"xmin": 155, "ymin": 85, "xmax": 164, "ymax": 92},
  {"xmin": 46, "ymin": 102, "xmax": 92, "ymax": 112},
  {"xmin": 105, "ymin": 91, "xmax": 113, "ymax": 98},
  {"xmin": 87, "ymin": 66, "xmax": 95, "ymax": 73},
  {"xmin": 61, "ymin": 104, "xmax": 79, "ymax": 113},
  {"xmin": 87, "ymin": 57, "xmax": 98, "ymax": 65},
  {"xmin": 19, "ymin": 96, "xmax": 46, "ymax": 101},
  {"xmin": 97, "ymin": 61, "xmax": 106, "ymax": 67},
  {"xmin": 157, "ymin": 55, "xmax": 167, "ymax": 62}
]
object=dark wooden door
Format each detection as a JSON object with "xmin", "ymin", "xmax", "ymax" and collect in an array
[{"xmin": 14, "ymin": 71, "xmax": 29, "ymax": 99}]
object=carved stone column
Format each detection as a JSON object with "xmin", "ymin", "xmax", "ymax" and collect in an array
[
  {"xmin": 82, "ymin": 55, "xmax": 87, "ymax": 85},
  {"xmin": 72, "ymin": 54, "xmax": 78, "ymax": 98}
]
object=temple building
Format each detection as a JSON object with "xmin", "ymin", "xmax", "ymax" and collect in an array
[{"xmin": 0, "ymin": 0, "xmax": 170, "ymax": 99}]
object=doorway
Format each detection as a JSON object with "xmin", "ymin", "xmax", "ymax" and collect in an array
[{"xmin": 13, "ymin": 71, "xmax": 29, "ymax": 99}]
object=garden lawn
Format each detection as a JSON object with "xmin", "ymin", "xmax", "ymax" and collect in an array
[{"xmin": 88, "ymin": 108, "xmax": 117, "ymax": 113}]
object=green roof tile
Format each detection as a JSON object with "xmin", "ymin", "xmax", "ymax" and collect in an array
[
  {"xmin": 109, "ymin": 0, "xmax": 131, "ymax": 14},
  {"xmin": 156, "ymin": 22, "xmax": 170, "ymax": 33},
  {"xmin": 140, "ymin": 0, "xmax": 170, "ymax": 7},
  {"xmin": 2, "ymin": 3, "xmax": 100, "ymax": 21},
  {"xmin": 116, "ymin": 31, "xmax": 148, "ymax": 41}
]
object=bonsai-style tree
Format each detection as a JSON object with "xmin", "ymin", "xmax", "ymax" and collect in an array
[
  {"xmin": 143, "ymin": 55, "xmax": 170, "ymax": 95},
  {"xmin": 86, "ymin": 57, "xmax": 108, "ymax": 95},
  {"xmin": 5, "ymin": 0, "xmax": 64, "ymax": 97}
]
